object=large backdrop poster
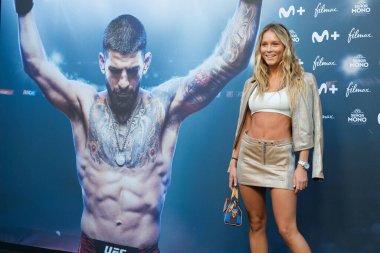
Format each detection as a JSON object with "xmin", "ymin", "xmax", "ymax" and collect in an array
[{"xmin": 1, "ymin": 0, "xmax": 380, "ymax": 253}]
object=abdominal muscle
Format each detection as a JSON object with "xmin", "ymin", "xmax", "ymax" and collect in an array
[
  {"xmin": 247, "ymin": 112, "xmax": 292, "ymax": 140},
  {"xmin": 78, "ymin": 152, "xmax": 170, "ymax": 248}
]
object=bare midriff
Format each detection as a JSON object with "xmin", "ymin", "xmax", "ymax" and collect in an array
[{"xmin": 247, "ymin": 112, "xmax": 292, "ymax": 141}]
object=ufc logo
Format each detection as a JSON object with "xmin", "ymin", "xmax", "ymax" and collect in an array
[{"xmin": 104, "ymin": 246, "xmax": 127, "ymax": 253}]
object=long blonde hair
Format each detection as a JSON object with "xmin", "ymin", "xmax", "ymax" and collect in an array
[{"xmin": 253, "ymin": 23, "xmax": 306, "ymax": 112}]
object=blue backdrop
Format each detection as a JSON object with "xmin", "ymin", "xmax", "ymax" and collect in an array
[{"xmin": 1, "ymin": 0, "xmax": 380, "ymax": 252}]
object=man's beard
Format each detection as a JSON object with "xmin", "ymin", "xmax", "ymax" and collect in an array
[{"xmin": 106, "ymin": 84, "xmax": 139, "ymax": 115}]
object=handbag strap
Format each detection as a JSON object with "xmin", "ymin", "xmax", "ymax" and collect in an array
[{"xmin": 231, "ymin": 187, "xmax": 239, "ymax": 201}]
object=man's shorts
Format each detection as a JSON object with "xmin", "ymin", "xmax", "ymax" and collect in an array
[{"xmin": 78, "ymin": 233, "xmax": 160, "ymax": 253}]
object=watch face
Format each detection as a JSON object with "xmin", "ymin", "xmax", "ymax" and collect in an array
[{"xmin": 298, "ymin": 160, "xmax": 310, "ymax": 169}]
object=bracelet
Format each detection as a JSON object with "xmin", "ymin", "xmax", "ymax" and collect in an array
[{"xmin": 231, "ymin": 157, "xmax": 238, "ymax": 161}]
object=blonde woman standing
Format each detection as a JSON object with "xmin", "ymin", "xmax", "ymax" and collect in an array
[{"xmin": 228, "ymin": 23, "xmax": 324, "ymax": 253}]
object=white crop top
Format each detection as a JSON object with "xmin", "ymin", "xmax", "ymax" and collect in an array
[{"xmin": 248, "ymin": 87, "xmax": 291, "ymax": 117}]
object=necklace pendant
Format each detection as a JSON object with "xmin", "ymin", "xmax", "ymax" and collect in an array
[{"xmin": 115, "ymin": 152, "xmax": 126, "ymax": 167}]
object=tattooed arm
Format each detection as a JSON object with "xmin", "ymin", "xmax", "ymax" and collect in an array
[{"xmin": 165, "ymin": 0, "xmax": 262, "ymax": 120}]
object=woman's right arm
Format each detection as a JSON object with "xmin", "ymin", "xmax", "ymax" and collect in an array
[{"xmin": 229, "ymin": 110, "xmax": 251, "ymax": 189}]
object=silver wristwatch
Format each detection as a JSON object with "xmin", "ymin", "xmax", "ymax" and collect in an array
[{"xmin": 298, "ymin": 160, "xmax": 310, "ymax": 170}]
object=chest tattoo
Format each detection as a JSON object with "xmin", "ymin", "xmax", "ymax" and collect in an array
[{"xmin": 87, "ymin": 96, "xmax": 165, "ymax": 169}]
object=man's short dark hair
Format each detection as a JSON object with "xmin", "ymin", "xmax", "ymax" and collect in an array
[{"xmin": 103, "ymin": 14, "xmax": 147, "ymax": 55}]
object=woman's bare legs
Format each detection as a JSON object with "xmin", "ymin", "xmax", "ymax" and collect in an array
[
  {"xmin": 239, "ymin": 184, "xmax": 268, "ymax": 253},
  {"xmin": 270, "ymin": 188, "xmax": 311, "ymax": 253}
]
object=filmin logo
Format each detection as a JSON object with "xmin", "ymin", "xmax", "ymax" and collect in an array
[
  {"xmin": 279, "ymin": 6, "xmax": 305, "ymax": 18},
  {"xmin": 312, "ymin": 30, "xmax": 340, "ymax": 43},
  {"xmin": 348, "ymin": 109, "xmax": 367, "ymax": 125}
]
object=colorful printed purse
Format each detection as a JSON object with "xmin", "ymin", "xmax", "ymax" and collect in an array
[{"xmin": 223, "ymin": 187, "xmax": 243, "ymax": 226}]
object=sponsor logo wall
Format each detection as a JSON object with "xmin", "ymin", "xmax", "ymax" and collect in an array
[
  {"xmin": 274, "ymin": 0, "xmax": 378, "ymax": 130},
  {"xmin": 261, "ymin": 1, "xmax": 380, "ymax": 252}
]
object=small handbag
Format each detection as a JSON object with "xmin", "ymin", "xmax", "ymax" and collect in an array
[{"xmin": 223, "ymin": 187, "xmax": 243, "ymax": 226}]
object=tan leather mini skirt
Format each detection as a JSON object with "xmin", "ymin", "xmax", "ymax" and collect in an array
[{"xmin": 237, "ymin": 133, "xmax": 295, "ymax": 190}]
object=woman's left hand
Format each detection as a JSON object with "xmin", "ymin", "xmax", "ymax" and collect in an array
[{"xmin": 293, "ymin": 166, "xmax": 308, "ymax": 193}]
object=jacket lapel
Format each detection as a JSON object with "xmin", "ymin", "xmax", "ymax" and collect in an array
[{"xmin": 233, "ymin": 79, "xmax": 257, "ymax": 148}]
